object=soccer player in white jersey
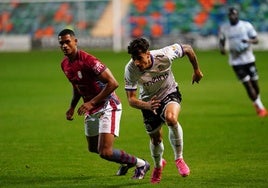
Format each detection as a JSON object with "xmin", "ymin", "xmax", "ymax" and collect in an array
[
  {"xmin": 219, "ymin": 7, "xmax": 267, "ymax": 117},
  {"xmin": 124, "ymin": 37, "xmax": 203, "ymax": 184}
]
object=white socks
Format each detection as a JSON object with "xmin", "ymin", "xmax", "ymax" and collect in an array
[
  {"xmin": 150, "ymin": 122, "xmax": 184, "ymax": 167},
  {"xmin": 254, "ymin": 95, "xmax": 265, "ymax": 110},
  {"xmin": 150, "ymin": 141, "xmax": 164, "ymax": 168},
  {"xmin": 168, "ymin": 123, "xmax": 183, "ymax": 160}
]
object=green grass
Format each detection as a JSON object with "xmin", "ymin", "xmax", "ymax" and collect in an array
[{"xmin": 0, "ymin": 49, "xmax": 267, "ymax": 188}]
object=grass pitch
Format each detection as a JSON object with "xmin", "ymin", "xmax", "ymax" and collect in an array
[{"xmin": 0, "ymin": 49, "xmax": 267, "ymax": 188}]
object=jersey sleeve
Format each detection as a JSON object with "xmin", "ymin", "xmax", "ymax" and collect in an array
[
  {"xmin": 86, "ymin": 56, "xmax": 106, "ymax": 75},
  {"xmin": 160, "ymin": 43, "xmax": 184, "ymax": 61},
  {"xmin": 124, "ymin": 60, "xmax": 138, "ymax": 91},
  {"xmin": 246, "ymin": 22, "xmax": 257, "ymax": 38}
]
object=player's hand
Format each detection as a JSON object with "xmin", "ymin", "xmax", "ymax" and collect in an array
[
  {"xmin": 192, "ymin": 69, "xmax": 203, "ymax": 84},
  {"xmin": 66, "ymin": 108, "xmax": 74, "ymax": 121},
  {"xmin": 149, "ymin": 96, "xmax": 160, "ymax": 115},
  {"xmin": 77, "ymin": 101, "xmax": 94, "ymax": 116}
]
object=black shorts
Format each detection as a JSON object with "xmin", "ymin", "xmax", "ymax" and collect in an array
[
  {"xmin": 141, "ymin": 89, "xmax": 182, "ymax": 134},
  {"xmin": 232, "ymin": 62, "xmax": 259, "ymax": 82}
]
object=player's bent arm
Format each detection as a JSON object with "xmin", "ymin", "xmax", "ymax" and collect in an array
[
  {"xmin": 70, "ymin": 87, "xmax": 81, "ymax": 109},
  {"xmin": 67, "ymin": 86, "xmax": 81, "ymax": 120},
  {"xmin": 91, "ymin": 68, "xmax": 119, "ymax": 106},
  {"xmin": 126, "ymin": 90, "xmax": 160, "ymax": 112},
  {"xmin": 219, "ymin": 37, "xmax": 226, "ymax": 55},
  {"xmin": 181, "ymin": 44, "xmax": 200, "ymax": 70},
  {"xmin": 126, "ymin": 90, "xmax": 146, "ymax": 109},
  {"xmin": 246, "ymin": 36, "xmax": 258, "ymax": 45},
  {"xmin": 181, "ymin": 44, "xmax": 203, "ymax": 83},
  {"xmin": 77, "ymin": 68, "xmax": 119, "ymax": 116}
]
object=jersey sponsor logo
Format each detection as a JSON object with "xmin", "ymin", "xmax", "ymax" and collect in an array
[
  {"xmin": 93, "ymin": 61, "xmax": 105, "ymax": 74},
  {"xmin": 143, "ymin": 72, "xmax": 168, "ymax": 87}
]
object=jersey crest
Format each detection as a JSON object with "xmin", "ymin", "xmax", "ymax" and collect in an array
[{"xmin": 77, "ymin": 71, "xmax": 82, "ymax": 79}]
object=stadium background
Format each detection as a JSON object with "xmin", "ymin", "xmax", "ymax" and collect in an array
[
  {"xmin": 1, "ymin": 0, "xmax": 268, "ymax": 51},
  {"xmin": 1, "ymin": 1, "xmax": 268, "ymax": 187}
]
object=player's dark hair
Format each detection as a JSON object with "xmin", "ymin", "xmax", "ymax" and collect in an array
[
  {"xmin": 127, "ymin": 38, "xmax": 149, "ymax": 60},
  {"xmin": 58, "ymin": 29, "xmax": 75, "ymax": 37},
  {"xmin": 228, "ymin": 7, "xmax": 239, "ymax": 15}
]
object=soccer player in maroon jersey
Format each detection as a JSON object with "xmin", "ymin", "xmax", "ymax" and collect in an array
[{"xmin": 58, "ymin": 29, "xmax": 150, "ymax": 179}]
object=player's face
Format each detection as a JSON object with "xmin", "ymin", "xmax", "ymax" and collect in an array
[
  {"xmin": 58, "ymin": 34, "xmax": 77, "ymax": 58},
  {"xmin": 133, "ymin": 51, "xmax": 151, "ymax": 71},
  {"xmin": 228, "ymin": 11, "xmax": 239, "ymax": 25}
]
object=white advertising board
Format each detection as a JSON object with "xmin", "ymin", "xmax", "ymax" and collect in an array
[{"xmin": 0, "ymin": 35, "xmax": 31, "ymax": 51}]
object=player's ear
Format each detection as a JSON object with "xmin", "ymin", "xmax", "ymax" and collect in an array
[{"xmin": 75, "ymin": 38, "xmax": 78, "ymax": 43}]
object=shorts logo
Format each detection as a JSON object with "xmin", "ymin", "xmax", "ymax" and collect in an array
[{"xmin": 145, "ymin": 124, "xmax": 153, "ymax": 132}]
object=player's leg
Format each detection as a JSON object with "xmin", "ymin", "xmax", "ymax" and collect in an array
[
  {"xmin": 86, "ymin": 136, "xmax": 98, "ymax": 153},
  {"xmin": 165, "ymin": 102, "xmax": 190, "ymax": 177},
  {"xmin": 141, "ymin": 108, "xmax": 165, "ymax": 184},
  {"xmin": 248, "ymin": 63, "xmax": 267, "ymax": 116},
  {"xmin": 237, "ymin": 63, "xmax": 267, "ymax": 116},
  {"xmin": 85, "ymin": 115, "xmax": 99, "ymax": 154},
  {"xmin": 98, "ymin": 103, "xmax": 150, "ymax": 178},
  {"xmin": 232, "ymin": 65, "xmax": 257, "ymax": 101},
  {"xmin": 150, "ymin": 128, "xmax": 164, "ymax": 169},
  {"xmin": 249, "ymin": 80, "xmax": 267, "ymax": 116},
  {"xmin": 242, "ymin": 80, "xmax": 258, "ymax": 101},
  {"xmin": 165, "ymin": 102, "xmax": 182, "ymax": 158},
  {"xmin": 149, "ymin": 128, "xmax": 166, "ymax": 184}
]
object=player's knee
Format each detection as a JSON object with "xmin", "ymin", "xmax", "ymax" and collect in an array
[
  {"xmin": 165, "ymin": 113, "xmax": 177, "ymax": 126},
  {"xmin": 151, "ymin": 137, "xmax": 162, "ymax": 146}
]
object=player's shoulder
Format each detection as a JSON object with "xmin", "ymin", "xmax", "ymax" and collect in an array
[
  {"xmin": 151, "ymin": 43, "xmax": 180, "ymax": 55},
  {"xmin": 61, "ymin": 56, "xmax": 69, "ymax": 67},
  {"xmin": 79, "ymin": 50, "xmax": 94, "ymax": 60},
  {"xmin": 220, "ymin": 22, "xmax": 230, "ymax": 29},
  {"xmin": 79, "ymin": 50, "xmax": 104, "ymax": 65},
  {"xmin": 239, "ymin": 20, "xmax": 253, "ymax": 27},
  {"xmin": 125, "ymin": 59, "xmax": 137, "ymax": 72}
]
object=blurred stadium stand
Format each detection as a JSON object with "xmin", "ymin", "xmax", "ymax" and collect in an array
[
  {"xmin": 0, "ymin": 0, "xmax": 267, "ymax": 50},
  {"xmin": 0, "ymin": 1, "xmax": 109, "ymax": 38},
  {"xmin": 128, "ymin": 0, "xmax": 268, "ymax": 38}
]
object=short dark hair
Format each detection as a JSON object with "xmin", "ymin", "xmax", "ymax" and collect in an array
[
  {"xmin": 228, "ymin": 7, "xmax": 239, "ymax": 15},
  {"xmin": 58, "ymin": 29, "xmax": 75, "ymax": 37},
  {"xmin": 127, "ymin": 38, "xmax": 149, "ymax": 60}
]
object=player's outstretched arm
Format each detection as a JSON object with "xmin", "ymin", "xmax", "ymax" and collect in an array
[{"xmin": 181, "ymin": 44, "xmax": 203, "ymax": 84}]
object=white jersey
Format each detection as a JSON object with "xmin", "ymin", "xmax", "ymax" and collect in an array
[
  {"xmin": 124, "ymin": 43, "xmax": 184, "ymax": 101},
  {"xmin": 219, "ymin": 20, "xmax": 257, "ymax": 66}
]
